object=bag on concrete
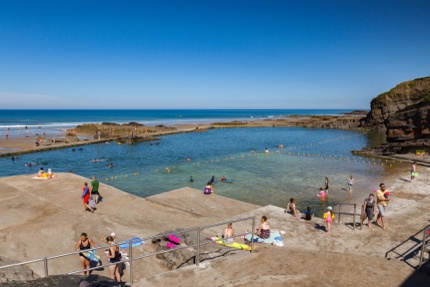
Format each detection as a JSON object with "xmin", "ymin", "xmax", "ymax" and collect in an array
[
  {"xmin": 89, "ymin": 197, "xmax": 96, "ymax": 209},
  {"xmin": 273, "ymin": 236, "xmax": 284, "ymax": 247}
]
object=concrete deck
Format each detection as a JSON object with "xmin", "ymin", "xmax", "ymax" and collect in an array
[{"xmin": 1, "ymin": 171, "xmax": 430, "ymax": 286}]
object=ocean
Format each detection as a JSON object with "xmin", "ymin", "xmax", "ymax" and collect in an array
[
  {"xmin": 0, "ymin": 109, "xmax": 352, "ymax": 133},
  {"xmin": 0, "ymin": 109, "xmax": 396, "ymax": 215}
]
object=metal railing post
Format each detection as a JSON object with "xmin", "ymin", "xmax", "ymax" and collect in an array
[
  {"xmin": 129, "ymin": 240, "xmax": 133, "ymax": 284},
  {"xmin": 196, "ymin": 227, "xmax": 201, "ymax": 266},
  {"xmin": 251, "ymin": 217, "xmax": 255, "ymax": 253},
  {"xmin": 353, "ymin": 204, "xmax": 356, "ymax": 230},
  {"xmin": 43, "ymin": 257, "xmax": 48, "ymax": 277},
  {"xmin": 419, "ymin": 227, "xmax": 429, "ymax": 270}
]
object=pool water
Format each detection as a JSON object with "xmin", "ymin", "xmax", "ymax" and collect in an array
[{"xmin": 1, "ymin": 127, "xmax": 393, "ymax": 215}]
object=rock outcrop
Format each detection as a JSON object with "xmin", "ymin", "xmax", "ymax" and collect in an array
[
  {"xmin": 361, "ymin": 76, "xmax": 430, "ymax": 154},
  {"xmin": 213, "ymin": 116, "xmax": 367, "ymax": 131},
  {"xmin": 361, "ymin": 76, "xmax": 430, "ymax": 131},
  {"xmin": 0, "ymin": 256, "xmax": 38, "ymax": 283},
  {"xmin": 1, "ymin": 274, "xmax": 115, "ymax": 287},
  {"xmin": 73, "ymin": 122, "xmax": 177, "ymax": 137}
]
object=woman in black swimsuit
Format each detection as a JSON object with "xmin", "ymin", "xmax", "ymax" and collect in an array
[
  {"xmin": 324, "ymin": 177, "xmax": 329, "ymax": 194},
  {"xmin": 361, "ymin": 194, "xmax": 377, "ymax": 228},
  {"xmin": 106, "ymin": 235, "xmax": 122, "ymax": 282},
  {"xmin": 75, "ymin": 232, "xmax": 95, "ymax": 275}
]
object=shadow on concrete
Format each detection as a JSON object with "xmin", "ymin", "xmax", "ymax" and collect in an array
[
  {"xmin": 387, "ymin": 225, "xmax": 430, "ymax": 286},
  {"xmin": 314, "ymin": 223, "xmax": 326, "ymax": 233},
  {"xmin": 399, "ymin": 266, "xmax": 430, "ymax": 287},
  {"xmin": 80, "ymin": 274, "xmax": 130, "ymax": 286},
  {"xmin": 343, "ymin": 222, "xmax": 362, "ymax": 231},
  {"xmin": 385, "ymin": 225, "xmax": 429, "ymax": 269}
]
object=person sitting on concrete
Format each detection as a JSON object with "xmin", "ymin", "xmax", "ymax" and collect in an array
[{"xmin": 301, "ymin": 207, "xmax": 314, "ymax": 220}]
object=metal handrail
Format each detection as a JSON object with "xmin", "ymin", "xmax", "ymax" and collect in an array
[
  {"xmin": 418, "ymin": 225, "xmax": 430, "ymax": 270},
  {"xmin": 334, "ymin": 203, "xmax": 362, "ymax": 230},
  {"xmin": 0, "ymin": 216, "xmax": 255, "ymax": 284}
]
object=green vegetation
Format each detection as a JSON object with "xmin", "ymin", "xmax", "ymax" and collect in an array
[
  {"xmin": 379, "ymin": 91, "xmax": 392, "ymax": 97},
  {"xmin": 407, "ymin": 81, "xmax": 416, "ymax": 88},
  {"xmin": 423, "ymin": 92, "xmax": 430, "ymax": 102}
]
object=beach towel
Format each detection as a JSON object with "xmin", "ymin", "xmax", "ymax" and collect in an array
[
  {"xmin": 32, "ymin": 176, "xmax": 49, "ymax": 179},
  {"xmin": 210, "ymin": 237, "xmax": 251, "ymax": 251},
  {"xmin": 166, "ymin": 242, "xmax": 176, "ymax": 249},
  {"xmin": 119, "ymin": 237, "xmax": 144, "ymax": 249},
  {"xmin": 168, "ymin": 233, "xmax": 180, "ymax": 244},
  {"xmin": 245, "ymin": 230, "xmax": 281, "ymax": 244},
  {"xmin": 32, "ymin": 174, "xmax": 56, "ymax": 180},
  {"xmin": 82, "ymin": 250, "xmax": 100, "ymax": 262},
  {"xmin": 32, "ymin": 176, "xmax": 50, "ymax": 180}
]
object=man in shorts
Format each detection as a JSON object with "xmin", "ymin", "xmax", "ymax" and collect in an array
[
  {"xmin": 376, "ymin": 183, "xmax": 390, "ymax": 230},
  {"xmin": 91, "ymin": 176, "xmax": 100, "ymax": 204}
]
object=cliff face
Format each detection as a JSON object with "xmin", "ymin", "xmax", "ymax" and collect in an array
[
  {"xmin": 362, "ymin": 76, "xmax": 430, "ymax": 154},
  {"xmin": 385, "ymin": 101, "xmax": 430, "ymax": 142},
  {"xmin": 362, "ymin": 77, "xmax": 430, "ymax": 131}
]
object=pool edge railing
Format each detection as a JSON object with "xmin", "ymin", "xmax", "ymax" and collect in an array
[{"xmin": 0, "ymin": 216, "xmax": 256, "ymax": 284}]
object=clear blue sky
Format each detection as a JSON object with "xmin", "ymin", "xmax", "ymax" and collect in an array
[{"xmin": 0, "ymin": 1, "xmax": 429, "ymax": 109}]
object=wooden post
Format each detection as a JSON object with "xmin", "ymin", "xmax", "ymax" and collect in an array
[{"xmin": 338, "ymin": 204, "xmax": 341, "ymax": 224}]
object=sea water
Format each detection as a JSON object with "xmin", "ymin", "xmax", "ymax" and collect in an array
[
  {"xmin": 0, "ymin": 125, "xmax": 396, "ymax": 215},
  {"xmin": 0, "ymin": 109, "xmax": 353, "ymax": 137}
]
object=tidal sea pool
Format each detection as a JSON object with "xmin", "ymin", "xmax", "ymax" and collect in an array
[{"xmin": 0, "ymin": 127, "xmax": 395, "ymax": 214}]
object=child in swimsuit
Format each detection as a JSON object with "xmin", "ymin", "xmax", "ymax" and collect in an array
[
  {"xmin": 324, "ymin": 206, "xmax": 335, "ymax": 234},
  {"xmin": 318, "ymin": 188, "xmax": 326, "ymax": 200}
]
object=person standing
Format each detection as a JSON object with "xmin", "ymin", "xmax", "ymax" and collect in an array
[
  {"xmin": 324, "ymin": 177, "xmax": 329, "ymax": 194},
  {"xmin": 81, "ymin": 183, "xmax": 94, "ymax": 213},
  {"xmin": 347, "ymin": 175, "xmax": 354, "ymax": 194},
  {"xmin": 324, "ymin": 206, "xmax": 335, "ymax": 234},
  {"xmin": 376, "ymin": 183, "xmax": 390, "ymax": 230},
  {"xmin": 411, "ymin": 162, "xmax": 417, "ymax": 182},
  {"xmin": 75, "ymin": 233, "xmax": 96, "ymax": 275},
  {"xmin": 91, "ymin": 176, "xmax": 100, "ymax": 204},
  {"xmin": 318, "ymin": 188, "xmax": 326, "ymax": 201},
  {"xmin": 106, "ymin": 235, "xmax": 122, "ymax": 283},
  {"xmin": 361, "ymin": 194, "xmax": 377, "ymax": 227}
]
